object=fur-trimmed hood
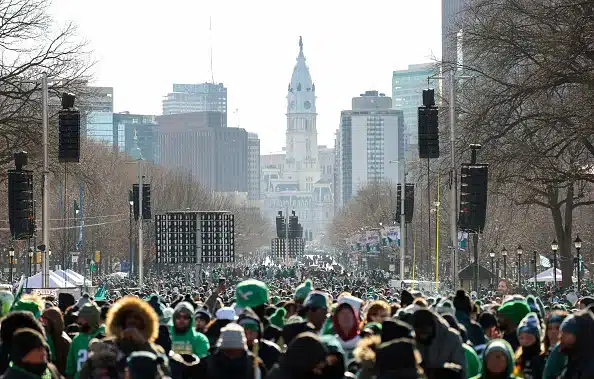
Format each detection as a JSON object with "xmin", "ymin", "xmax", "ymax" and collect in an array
[{"xmin": 106, "ymin": 296, "xmax": 159, "ymax": 343}]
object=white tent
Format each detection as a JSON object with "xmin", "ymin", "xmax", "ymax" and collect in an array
[
  {"xmin": 107, "ymin": 272, "xmax": 128, "ymax": 278},
  {"xmin": 527, "ymin": 267, "xmax": 576, "ymax": 283},
  {"xmin": 54, "ymin": 270, "xmax": 91, "ymax": 286},
  {"xmin": 24, "ymin": 271, "xmax": 76, "ymax": 289},
  {"xmin": 65, "ymin": 269, "xmax": 85, "ymax": 282}
]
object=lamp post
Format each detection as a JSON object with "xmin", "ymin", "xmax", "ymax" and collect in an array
[
  {"xmin": 8, "ymin": 248, "xmax": 15, "ymax": 285},
  {"xmin": 551, "ymin": 239, "xmax": 558, "ymax": 289},
  {"xmin": 489, "ymin": 250, "xmax": 495, "ymax": 287},
  {"xmin": 517, "ymin": 245, "xmax": 523, "ymax": 286},
  {"xmin": 574, "ymin": 235, "xmax": 582, "ymax": 292},
  {"xmin": 26, "ymin": 249, "xmax": 33, "ymax": 289},
  {"xmin": 533, "ymin": 250, "xmax": 538, "ymax": 292},
  {"xmin": 128, "ymin": 189, "xmax": 134, "ymax": 276},
  {"xmin": 501, "ymin": 247, "xmax": 508, "ymax": 279}
]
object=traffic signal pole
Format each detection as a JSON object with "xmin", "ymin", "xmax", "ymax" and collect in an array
[
  {"xmin": 448, "ymin": 69, "xmax": 458, "ymax": 287},
  {"xmin": 400, "ymin": 158, "xmax": 406, "ymax": 280},
  {"xmin": 41, "ymin": 73, "xmax": 50, "ymax": 288},
  {"xmin": 138, "ymin": 159, "xmax": 144, "ymax": 288}
]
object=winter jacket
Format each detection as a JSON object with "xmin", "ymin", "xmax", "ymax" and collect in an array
[
  {"xmin": 559, "ymin": 311, "xmax": 594, "ymax": 379},
  {"xmin": 78, "ymin": 296, "xmax": 170, "ymax": 379},
  {"xmin": 65, "ymin": 325, "xmax": 105, "ymax": 379},
  {"xmin": 416, "ymin": 314, "xmax": 466, "ymax": 378},
  {"xmin": 455, "ymin": 310, "xmax": 486, "ymax": 347},
  {"xmin": 0, "ymin": 363, "xmax": 62, "ymax": 379},
  {"xmin": 198, "ymin": 350, "xmax": 266, "ymax": 379},
  {"xmin": 43, "ymin": 307, "xmax": 72, "ymax": 376},
  {"xmin": 471, "ymin": 339, "xmax": 520, "ymax": 379},
  {"xmin": 542, "ymin": 344, "xmax": 566, "ymax": 379},
  {"xmin": 155, "ymin": 324, "xmax": 172, "ymax": 354}
]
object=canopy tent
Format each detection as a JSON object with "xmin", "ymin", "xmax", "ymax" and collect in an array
[
  {"xmin": 65, "ymin": 269, "xmax": 85, "ymax": 282},
  {"xmin": 54, "ymin": 270, "xmax": 91, "ymax": 286},
  {"xmin": 527, "ymin": 267, "xmax": 576, "ymax": 283},
  {"xmin": 24, "ymin": 271, "xmax": 76, "ymax": 289}
]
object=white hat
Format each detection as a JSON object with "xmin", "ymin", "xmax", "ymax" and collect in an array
[{"xmin": 215, "ymin": 306, "xmax": 237, "ymax": 321}]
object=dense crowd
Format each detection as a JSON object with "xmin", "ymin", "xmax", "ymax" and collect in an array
[{"xmin": 0, "ymin": 255, "xmax": 592, "ymax": 379}]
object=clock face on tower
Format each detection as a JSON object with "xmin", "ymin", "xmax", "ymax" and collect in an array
[{"xmin": 304, "ymin": 101, "xmax": 311, "ymax": 109}]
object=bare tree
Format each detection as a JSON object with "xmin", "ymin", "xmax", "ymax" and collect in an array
[
  {"xmin": 451, "ymin": 0, "xmax": 594, "ymax": 287},
  {"xmin": 0, "ymin": 0, "xmax": 93, "ymax": 169}
]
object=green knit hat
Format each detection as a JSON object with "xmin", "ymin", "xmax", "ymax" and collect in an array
[
  {"xmin": 235, "ymin": 279, "xmax": 269, "ymax": 309},
  {"xmin": 498, "ymin": 300, "xmax": 531, "ymax": 326},
  {"xmin": 271, "ymin": 296, "xmax": 280, "ymax": 305},
  {"xmin": 269, "ymin": 307, "xmax": 286, "ymax": 328},
  {"xmin": 294, "ymin": 279, "xmax": 313, "ymax": 302},
  {"xmin": 13, "ymin": 299, "xmax": 42, "ymax": 319}
]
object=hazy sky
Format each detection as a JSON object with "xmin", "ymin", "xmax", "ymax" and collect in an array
[{"xmin": 50, "ymin": 0, "xmax": 441, "ymax": 154}]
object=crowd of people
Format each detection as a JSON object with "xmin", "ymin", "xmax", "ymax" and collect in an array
[{"xmin": 0, "ymin": 255, "xmax": 592, "ymax": 379}]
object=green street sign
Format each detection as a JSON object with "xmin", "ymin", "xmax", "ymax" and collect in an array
[{"xmin": 90, "ymin": 261, "xmax": 96, "ymax": 272}]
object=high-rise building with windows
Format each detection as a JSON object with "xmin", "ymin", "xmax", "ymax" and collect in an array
[
  {"xmin": 337, "ymin": 91, "xmax": 404, "ymax": 207},
  {"xmin": 156, "ymin": 112, "xmax": 247, "ymax": 192},
  {"xmin": 162, "ymin": 83, "xmax": 227, "ymax": 116},
  {"xmin": 392, "ymin": 63, "xmax": 439, "ymax": 159},
  {"xmin": 79, "ymin": 86, "xmax": 114, "ymax": 146},
  {"xmin": 113, "ymin": 112, "xmax": 159, "ymax": 163},
  {"xmin": 247, "ymin": 133, "xmax": 261, "ymax": 200}
]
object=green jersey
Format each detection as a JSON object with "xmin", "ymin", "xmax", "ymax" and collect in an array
[
  {"xmin": 169, "ymin": 327, "xmax": 210, "ymax": 358},
  {"xmin": 65, "ymin": 326, "xmax": 105, "ymax": 379}
]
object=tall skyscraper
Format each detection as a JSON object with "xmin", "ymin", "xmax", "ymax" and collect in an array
[
  {"xmin": 392, "ymin": 63, "xmax": 438, "ymax": 159},
  {"xmin": 260, "ymin": 37, "xmax": 333, "ymax": 237},
  {"xmin": 79, "ymin": 86, "xmax": 114, "ymax": 146},
  {"xmin": 338, "ymin": 91, "xmax": 404, "ymax": 207},
  {"xmin": 162, "ymin": 83, "xmax": 227, "ymax": 116},
  {"xmin": 247, "ymin": 133, "xmax": 261, "ymax": 200},
  {"xmin": 156, "ymin": 112, "xmax": 247, "ymax": 192}
]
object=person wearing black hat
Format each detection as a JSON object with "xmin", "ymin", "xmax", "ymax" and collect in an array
[
  {"xmin": 267, "ymin": 332, "xmax": 328, "ymax": 379},
  {"xmin": 453, "ymin": 290, "xmax": 485, "ymax": 347},
  {"xmin": 195, "ymin": 308, "xmax": 211, "ymax": 334},
  {"xmin": 0, "ymin": 311, "xmax": 47, "ymax": 374},
  {"xmin": 238, "ymin": 307, "xmax": 281, "ymax": 370},
  {"xmin": 1, "ymin": 328, "xmax": 61, "ymax": 379},
  {"xmin": 412, "ymin": 309, "xmax": 466, "ymax": 379}
]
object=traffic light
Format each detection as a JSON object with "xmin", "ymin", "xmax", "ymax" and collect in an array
[
  {"xmin": 458, "ymin": 163, "xmax": 489, "ymax": 232},
  {"xmin": 395, "ymin": 183, "xmax": 415, "ymax": 223},
  {"xmin": 132, "ymin": 184, "xmax": 151, "ymax": 220},
  {"xmin": 418, "ymin": 90, "xmax": 439, "ymax": 159},
  {"xmin": 58, "ymin": 110, "xmax": 81, "ymax": 162},
  {"xmin": 8, "ymin": 152, "xmax": 34, "ymax": 240},
  {"xmin": 275, "ymin": 211, "xmax": 286, "ymax": 239}
]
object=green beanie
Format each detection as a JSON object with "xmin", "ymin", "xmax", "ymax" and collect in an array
[
  {"xmin": 271, "ymin": 296, "xmax": 280, "ymax": 305},
  {"xmin": 269, "ymin": 307, "xmax": 286, "ymax": 328},
  {"xmin": 498, "ymin": 300, "xmax": 531, "ymax": 326},
  {"xmin": 294, "ymin": 279, "xmax": 313, "ymax": 302},
  {"xmin": 235, "ymin": 279, "xmax": 269, "ymax": 309},
  {"xmin": 13, "ymin": 299, "xmax": 41, "ymax": 319}
]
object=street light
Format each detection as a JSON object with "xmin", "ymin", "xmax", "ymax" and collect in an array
[
  {"xmin": 574, "ymin": 235, "xmax": 582, "ymax": 292},
  {"xmin": 128, "ymin": 189, "xmax": 134, "ymax": 276},
  {"xmin": 517, "ymin": 245, "xmax": 523, "ymax": 286},
  {"xmin": 551, "ymin": 239, "xmax": 558, "ymax": 288},
  {"xmin": 533, "ymin": 250, "xmax": 538, "ymax": 292},
  {"xmin": 489, "ymin": 250, "xmax": 495, "ymax": 287},
  {"xmin": 501, "ymin": 247, "xmax": 508, "ymax": 279},
  {"xmin": 8, "ymin": 248, "xmax": 15, "ymax": 284}
]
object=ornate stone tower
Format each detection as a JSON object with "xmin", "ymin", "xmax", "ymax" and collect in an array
[{"xmin": 285, "ymin": 37, "xmax": 320, "ymax": 192}]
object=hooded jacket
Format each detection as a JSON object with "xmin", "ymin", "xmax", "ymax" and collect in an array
[
  {"xmin": 455, "ymin": 310, "xmax": 486, "ymax": 347},
  {"xmin": 238, "ymin": 307, "xmax": 281, "ymax": 370},
  {"xmin": 560, "ymin": 311, "xmax": 594, "ymax": 379},
  {"xmin": 170, "ymin": 302, "xmax": 210, "ymax": 358},
  {"xmin": 78, "ymin": 296, "xmax": 169, "ymax": 379},
  {"xmin": 42, "ymin": 307, "xmax": 72, "ymax": 375},
  {"xmin": 414, "ymin": 311, "xmax": 466, "ymax": 379},
  {"xmin": 471, "ymin": 339, "xmax": 519, "ymax": 379},
  {"xmin": 332, "ymin": 303, "xmax": 361, "ymax": 359}
]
